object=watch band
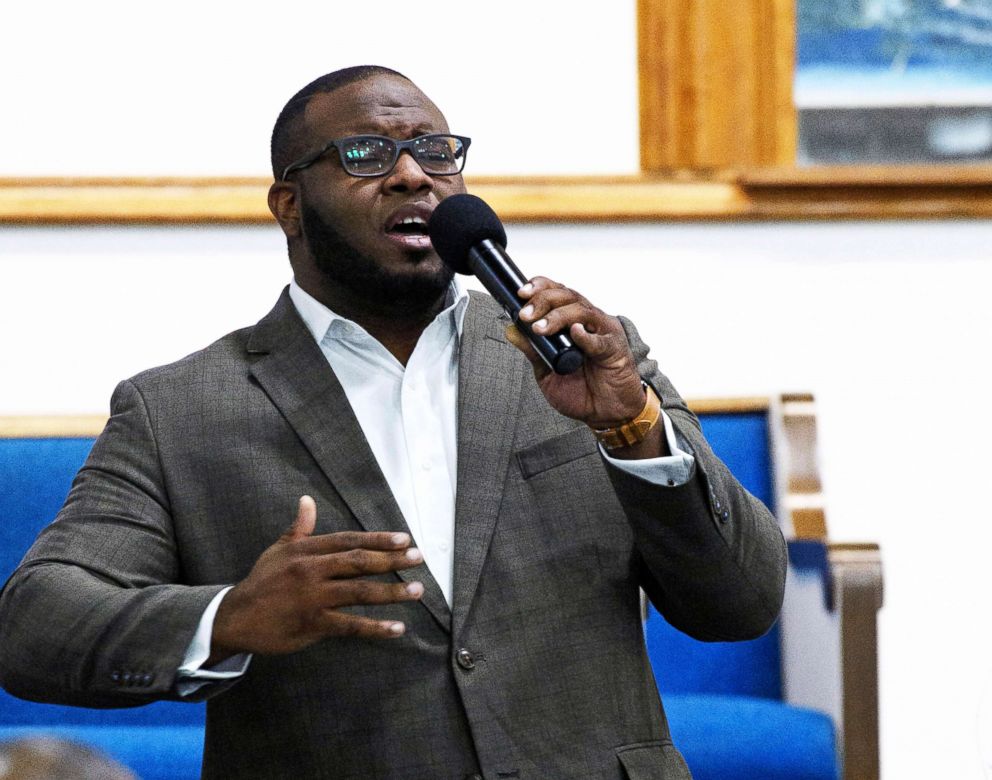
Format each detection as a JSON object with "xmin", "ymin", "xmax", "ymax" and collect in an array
[{"xmin": 592, "ymin": 383, "xmax": 662, "ymax": 450}]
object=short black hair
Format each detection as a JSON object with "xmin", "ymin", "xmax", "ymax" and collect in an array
[{"xmin": 270, "ymin": 65, "xmax": 409, "ymax": 180}]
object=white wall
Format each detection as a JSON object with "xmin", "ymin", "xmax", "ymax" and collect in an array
[
  {"xmin": 2, "ymin": 1, "xmax": 638, "ymax": 177},
  {"xmin": 3, "ymin": 220, "xmax": 990, "ymax": 779}
]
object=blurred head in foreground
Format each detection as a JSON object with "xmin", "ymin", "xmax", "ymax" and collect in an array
[{"xmin": 0, "ymin": 736, "xmax": 135, "ymax": 780}]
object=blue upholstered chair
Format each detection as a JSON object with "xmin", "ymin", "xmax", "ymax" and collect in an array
[
  {"xmin": 0, "ymin": 398, "xmax": 882, "ymax": 780},
  {"xmin": 0, "ymin": 421, "xmax": 205, "ymax": 780},
  {"xmin": 647, "ymin": 396, "xmax": 883, "ymax": 780}
]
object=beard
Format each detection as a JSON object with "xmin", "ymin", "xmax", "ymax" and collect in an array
[{"xmin": 300, "ymin": 201, "xmax": 454, "ymax": 313}]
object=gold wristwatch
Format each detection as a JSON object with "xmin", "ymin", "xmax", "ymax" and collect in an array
[{"xmin": 592, "ymin": 383, "xmax": 662, "ymax": 450}]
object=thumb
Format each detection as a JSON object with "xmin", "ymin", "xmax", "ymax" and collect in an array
[{"xmin": 282, "ymin": 495, "xmax": 317, "ymax": 542}]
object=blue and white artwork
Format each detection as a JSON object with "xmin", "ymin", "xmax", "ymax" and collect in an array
[{"xmin": 797, "ymin": 0, "xmax": 992, "ymax": 107}]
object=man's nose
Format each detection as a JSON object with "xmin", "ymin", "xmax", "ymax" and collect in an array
[{"xmin": 383, "ymin": 150, "xmax": 433, "ymax": 192}]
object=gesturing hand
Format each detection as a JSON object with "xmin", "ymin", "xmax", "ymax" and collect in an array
[{"xmin": 210, "ymin": 496, "xmax": 424, "ymax": 661}]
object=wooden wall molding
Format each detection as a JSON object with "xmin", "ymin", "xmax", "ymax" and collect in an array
[{"xmin": 6, "ymin": 172, "xmax": 992, "ymax": 224}]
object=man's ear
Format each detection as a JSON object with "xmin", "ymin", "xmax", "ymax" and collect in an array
[{"xmin": 268, "ymin": 181, "xmax": 302, "ymax": 238}]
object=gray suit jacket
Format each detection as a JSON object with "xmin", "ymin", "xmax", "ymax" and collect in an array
[{"xmin": 0, "ymin": 289, "xmax": 786, "ymax": 780}]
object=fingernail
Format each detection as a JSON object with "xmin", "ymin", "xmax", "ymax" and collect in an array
[
  {"xmin": 521, "ymin": 283, "xmax": 534, "ymax": 294},
  {"xmin": 405, "ymin": 547, "xmax": 423, "ymax": 562},
  {"xmin": 533, "ymin": 318, "xmax": 547, "ymax": 332},
  {"xmin": 519, "ymin": 304, "xmax": 534, "ymax": 319},
  {"xmin": 406, "ymin": 582, "xmax": 424, "ymax": 596},
  {"xmin": 388, "ymin": 622, "xmax": 405, "ymax": 635},
  {"xmin": 391, "ymin": 533, "xmax": 410, "ymax": 545}
]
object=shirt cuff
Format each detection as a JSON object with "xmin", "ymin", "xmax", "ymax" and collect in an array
[
  {"xmin": 601, "ymin": 409, "xmax": 695, "ymax": 486},
  {"xmin": 175, "ymin": 586, "xmax": 252, "ymax": 697}
]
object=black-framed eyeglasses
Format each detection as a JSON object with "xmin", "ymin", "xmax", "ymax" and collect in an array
[{"xmin": 281, "ymin": 134, "xmax": 471, "ymax": 181}]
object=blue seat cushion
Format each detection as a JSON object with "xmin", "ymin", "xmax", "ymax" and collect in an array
[
  {"xmin": 664, "ymin": 694, "xmax": 838, "ymax": 780},
  {"xmin": 0, "ymin": 725, "xmax": 204, "ymax": 780}
]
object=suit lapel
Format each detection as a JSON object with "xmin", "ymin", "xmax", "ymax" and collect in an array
[
  {"xmin": 452, "ymin": 293, "xmax": 525, "ymax": 635},
  {"xmin": 246, "ymin": 289, "xmax": 451, "ymax": 631}
]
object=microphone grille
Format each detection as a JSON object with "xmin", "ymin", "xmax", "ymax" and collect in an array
[{"xmin": 428, "ymin": 194, "xmax": 507, "ymax": 274}]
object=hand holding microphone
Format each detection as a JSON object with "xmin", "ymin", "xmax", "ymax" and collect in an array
[
  {"xmin": 428, "ymin": 195, "xmax": 661, "ymax": 452},
  {"xmin": 428, "ymin": 194, "xmax": 583, "ymax": 375}
]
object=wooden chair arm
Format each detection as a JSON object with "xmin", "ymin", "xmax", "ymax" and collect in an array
[{"xmin": 782, "ymin": 539, "xmax": 883, "ymax": 780}]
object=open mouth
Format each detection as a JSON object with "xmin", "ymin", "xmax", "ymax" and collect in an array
[
  {"xmin": 389, "ymin": 216, "xmax": 429, "ymax": 237},
  {"xmin": 385, "ymin": 211, "xmax": 433, "ymax": 250}
]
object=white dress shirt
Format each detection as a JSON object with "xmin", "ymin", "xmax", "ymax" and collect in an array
[{"xmin": 176, "ymin": 279, "xmax": 694, "ymax": 693}]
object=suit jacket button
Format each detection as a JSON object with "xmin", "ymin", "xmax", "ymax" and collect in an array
[
  {"xmin": 110, "ymin": 671, "xmax": 121, "ymax": 683},
  {"xmin": 121, "ymin": 672, "xmax": 132, "ymax": 685},
  {"xmin": 456, "ymin": 648, "xmax": 476, "ymax": 670}
]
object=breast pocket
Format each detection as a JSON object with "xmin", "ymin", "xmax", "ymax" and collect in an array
[
  {"xmin": 616, "ymin": 741, "xmax": 693, "ymax": 780},
  {"xmin": 515, "ymin": 425, "xmax": 599, "ymax": 479},
  {"xmin": 510, "ymin": 426, "xmax": 635, "ymax": 587}
]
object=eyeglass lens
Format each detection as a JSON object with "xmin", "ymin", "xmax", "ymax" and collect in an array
[{"xmin": 340, "ymin": 136, "xmax": 465, "ymax": 176}]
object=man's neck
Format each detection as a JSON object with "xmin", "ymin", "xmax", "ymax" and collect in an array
[{"xmin": 295, "ymin": 274, "xmax": 448, "ymax": 367}]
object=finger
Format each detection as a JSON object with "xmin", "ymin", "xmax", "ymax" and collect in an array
[
  {"xmin": 505, "ymin": 324, "xmax": 551, "ymax": 380},
  {"xmin": 297, "ymin": 530, "xmax": 413, "ymax": 556},
  {"xmin": 318, "ymin": 546, "xmax": 425, "ymax": 579},
  {"xmin": 319, "ymin": 612, "xmax": 408, "ymax": 640},
  {"xmin": 569, "ymin": 322, "xmax": 628, "ymax": 360},
  {"xmin": 517, "ymin": 275, "xmax": 565, "ymax": 300},
  {"xmin": 529, "ymin": 302, "xmax": 604, "ymax": 339},
  {"xmin": 281, "ymin": 495, "xmax": 317, "ymax": 543},
  {"xmin": 517, "ymin": 287, "xmax": 584, "ymax": 325},
  {"xmin": 320, "ymin": 579, "xmax": 425, "ymax": 609}
]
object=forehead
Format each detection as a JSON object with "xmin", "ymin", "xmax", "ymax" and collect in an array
[{"xmin": 302, "ymin": 75, "xmax": 450, "ymax": 142}]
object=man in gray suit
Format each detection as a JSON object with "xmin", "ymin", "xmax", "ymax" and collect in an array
[{"xmin": 0, "ymin": 66, "xmax": 787, "ymax": 779}]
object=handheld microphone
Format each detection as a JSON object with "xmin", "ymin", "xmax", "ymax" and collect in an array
[{"xmin": 428, "ymin": 194, "xmax": 584, "ymax": 375}]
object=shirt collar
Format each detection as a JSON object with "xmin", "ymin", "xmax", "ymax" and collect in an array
[{"xmin": 288, "ymin": 277, "xmax": 470, "ymax": 347}]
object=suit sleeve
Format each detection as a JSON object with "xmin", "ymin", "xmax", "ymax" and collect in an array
[
  {"xmin": 0, "ymin": 379, "xmax": 230, "ymax": 706},
  {"xmin": 604, "ymin": 316, "xmax": 788, "ymax": 642}
]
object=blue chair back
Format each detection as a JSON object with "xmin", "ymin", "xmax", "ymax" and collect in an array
[
  {"xmin": 0, "ymin": 434, "xmax": 205, "ymax": 779},
  {"xmin": 645, "ymin": 411, "xmax": 782, "ymax": 700}
]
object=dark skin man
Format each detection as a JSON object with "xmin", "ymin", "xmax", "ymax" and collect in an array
[{"xmin": 210, "ymin": 71, "xmax": 667, "ymax": 663}]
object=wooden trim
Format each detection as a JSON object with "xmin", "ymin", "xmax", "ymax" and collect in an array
[
  {"xmin": 686, "ymin": 396, "xmax": 770, "ymax": 414},
  {"xmin": 0, "ymin": 416, "xmax": 107, "ymax": 438},
  {"xmin": 7, "ymin": 171, "xmax": 992, "ymax": 223},
  {"xmin": 770, "ymin": 393, "xmax": 830, "ymax": 540},
  {"xmin": 830, "ymin": 542, "xmax": 884, "ymax": 780},
  {"xmin": 742, "ymin": 164, "xmax": 992, "ymax": 187},
  {"xmin": 638, "ymin": 0, "xmax": 796, "ymax": 171},
  {"xmin": 0, "ymin": 176, "xmax": 750, "ymax": 224}
]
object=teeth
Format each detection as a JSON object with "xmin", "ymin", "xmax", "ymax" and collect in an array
[{"xmin": 399, "ymin": 216, "xmax": 426, "ymax": 225}]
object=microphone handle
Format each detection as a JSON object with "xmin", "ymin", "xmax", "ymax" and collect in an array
[{"xmin": 468, "ymin": 240, "xmax": 584, "ymax": 375}]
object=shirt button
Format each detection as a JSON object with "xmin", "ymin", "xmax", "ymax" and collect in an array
[
  {"xmin": 421, "ymin": 461, "xmax": 431, "ymax": 471},
  {"xmin": 438, "ymin": 541, "xmax": 450, "ymax": 552},
  {"xmin": 456, "ymin": 648, "xmax": 476, "ymax": 670}
]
